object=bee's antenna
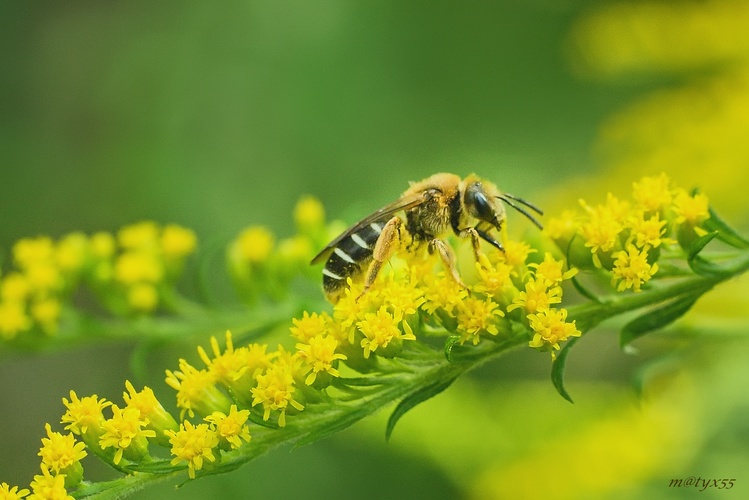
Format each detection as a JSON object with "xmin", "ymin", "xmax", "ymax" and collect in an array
[
  {"xmin": 497, "ymin": 195, "xmax": 544, "ymax": 230},
  {"xmin": 499, "ymin": 193, "xmax": 544, "ymax": 215}
]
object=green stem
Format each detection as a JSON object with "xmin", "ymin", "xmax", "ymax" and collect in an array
[
  {"xmin": 567, "ymin": 274, "xmax": 715, "ymax": 332},
  {"xmin": 566, "ymin": 248, "xmax": 749, "ymax": 332},
  {"xmin": 73, "ymin": 471, "xmax": 180, "ymax": 499}
]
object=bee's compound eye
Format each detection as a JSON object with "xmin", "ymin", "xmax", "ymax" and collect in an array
[
  {"xmin": 474, "ymin": 192, "xmax": 492, "ymax": 218},
  {"xmin": 467, "ymin": 185, "xmax": 494, "ymax": 221}
]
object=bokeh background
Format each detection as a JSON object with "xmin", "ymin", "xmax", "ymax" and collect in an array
[{"xmin": 2, "ymin": 1, "xmax": 748, "ymax": 499}]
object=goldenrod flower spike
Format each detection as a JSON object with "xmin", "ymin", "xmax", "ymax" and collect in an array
[{"xmin": 3, "ymin": 183, "xmax": 747, "ymax": 498}]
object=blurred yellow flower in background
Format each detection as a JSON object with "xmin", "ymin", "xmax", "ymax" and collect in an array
[
  {"xmin": 563, "ymin": 0, "xmax": 749, "ymax": 321},
  {"xmin": 567, "ymin": 0, "xmax": 749, "ymax": 219}
]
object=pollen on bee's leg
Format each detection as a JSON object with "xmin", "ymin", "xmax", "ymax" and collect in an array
[
  {"xmin": 357, "ymin": 259, "xmax": 384, "ymax": 302},
  {"xmin": 463, "ymin": 227, "xmax": 484, "ymax": 262},
  {"xmin": 358, "ymin": 217, "xmax": 401, "ymax": 301},
  {"xmin": 429, "ymin": 238, "xmax": 469, "ymax": 290}
]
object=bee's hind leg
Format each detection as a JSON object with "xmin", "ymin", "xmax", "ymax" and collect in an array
[{"xmin": 358, "ymin": 217, "xmax": 402, "ymax": 301}]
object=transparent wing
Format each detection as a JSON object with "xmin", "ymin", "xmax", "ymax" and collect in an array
[{"xmin": 310, "ymin": 191, "xmax": 430, "ymax": 265}]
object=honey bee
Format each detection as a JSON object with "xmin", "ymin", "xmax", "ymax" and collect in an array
[{"xmin": 311, "ymin": 173, "xmax": 543, "ymax": 303}]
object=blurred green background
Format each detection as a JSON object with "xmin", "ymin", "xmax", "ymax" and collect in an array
[{"xmin": 2, "ymin": 1, "xmax": 748, "ymax": 499}]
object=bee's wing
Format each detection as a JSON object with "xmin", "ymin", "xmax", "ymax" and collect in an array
[{"xmin": 310, "ymin": 191, "xmax": 430, "ymax": 265}]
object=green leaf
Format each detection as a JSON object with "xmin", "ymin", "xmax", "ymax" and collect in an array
[
  {"xmin": 294, "ymin": 404, "xmax": 374, "ymax": 448},
  {"xmin": 685, "ymin": 226, "xmax": 743, "ymax": 278},
  {"xmin": 687, "ymin": 255, "xmax": 733, "ymax": 278},
  {"xmin": 687, "ymin": 231, "xmax": 718, "ymax": 260},
  {"xmin": 704, "ymin": 206, "xmax": 749, "ymax": 249},
  {"xmin": 619, "ymin": 293, "xmax": 702, "ymax": 348},
  {"xmin": 551, "ymin": 337, "xmax": 578, "ymax": 404},
  {"xmin": 385, "ymin": 375, "xmax": 459, "ymax": 441}
]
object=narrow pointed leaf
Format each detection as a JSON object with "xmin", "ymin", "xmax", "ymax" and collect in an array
[
  {"xmin": 687, "ymin": 255, "xmax": 732, "ymax": 278},
  {"xmin": 704, "ymin": 206, "xmax": 749, "ymax": 249},
  {"xmin": 385, "ymin": 375, "xmax": 459, "ymax": 441},
  {"xmin": 687, "ymin": 231, "xmax": 718, "ymax": 260},
  {"xmin": 551, "ymin": 336, "xmax": 579, "ymax": 404},
  {"xmin": 619, "ymin": 293, "xmax": 702, "ymax": 347}
]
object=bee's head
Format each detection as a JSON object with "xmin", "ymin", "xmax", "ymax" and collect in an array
[
  {"xmin": 463, "ymin": 176, "xmax": 544, "ymax": 231},
  {"xmin": 464, "ymin": 181, "xmax": 505, "ymax": 229}
]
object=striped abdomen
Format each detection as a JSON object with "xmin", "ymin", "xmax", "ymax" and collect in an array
[{"xmin": 323, "ymin": 219, "xmax": 387, "ymax": 300}]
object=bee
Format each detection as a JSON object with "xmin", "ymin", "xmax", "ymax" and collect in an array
[{"xmin": 311, "ymin": 172, "xmax": 543, "ymax": 303}]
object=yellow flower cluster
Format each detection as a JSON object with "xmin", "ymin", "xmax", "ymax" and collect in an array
[
  {"xmin": 5, "ymin": 382, "xmax": 175, "ymax": 498},
  {"xmin": 169, "ymin": 328, "xmax": 328, "ymax": 430},
  {"xmin": 547, "ymin": 173, "xmax": 709, "ymax": 293},
  {"xmin": 0, "ymin": 235, "xmax": 82, "ymax": 340},
  {"xmin": 92, "ymin": 221, "xmax": 197, "ymax": 314},
  {"xmin": 0, "ymin": 222, "xmax": 196, "ymax": 343},
  {"xmin": 39, "ymin": 377, "xmax": 246, "ymax": 490},
  {"xmin": 18, "ymin": 323, "xmax": 341, "ymax": 487},
  {"xmin": 314, "ymin": 238, "xmax": 580, "ymax": 358}
]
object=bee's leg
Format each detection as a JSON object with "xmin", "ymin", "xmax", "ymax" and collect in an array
[
  {"xmin": 358, "ymin": 216, "xmax": 402, "ymax": 301},
  {"xmin": 459, "ymin": 226, "xmax": 505, "ymax": 259},
  {"xmin": 459, "ymin": 227, "xmax": 484, "ymax": 262},
  {"xmin": 429, "ymin": 238, "xmax": 468, "ymax": 289},
  {"xmin": 475, "ymin": 227, "xmax": 505, "ymax": 254}
]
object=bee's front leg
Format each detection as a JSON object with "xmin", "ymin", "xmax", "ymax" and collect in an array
[
  {"xmin": 428, "ymin": 238, "xmax": 468, "ymax": 290},
  {"xmin": 459, "ymin": 227, "xmax": 505, "ymax": 260},
  {"xmin": 459, "ymin": 227, "xmax": 484, "ymax": 262},
  {"xmin": 358, "ymin": 216, "xmax": 402, "ymax": 301}
]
